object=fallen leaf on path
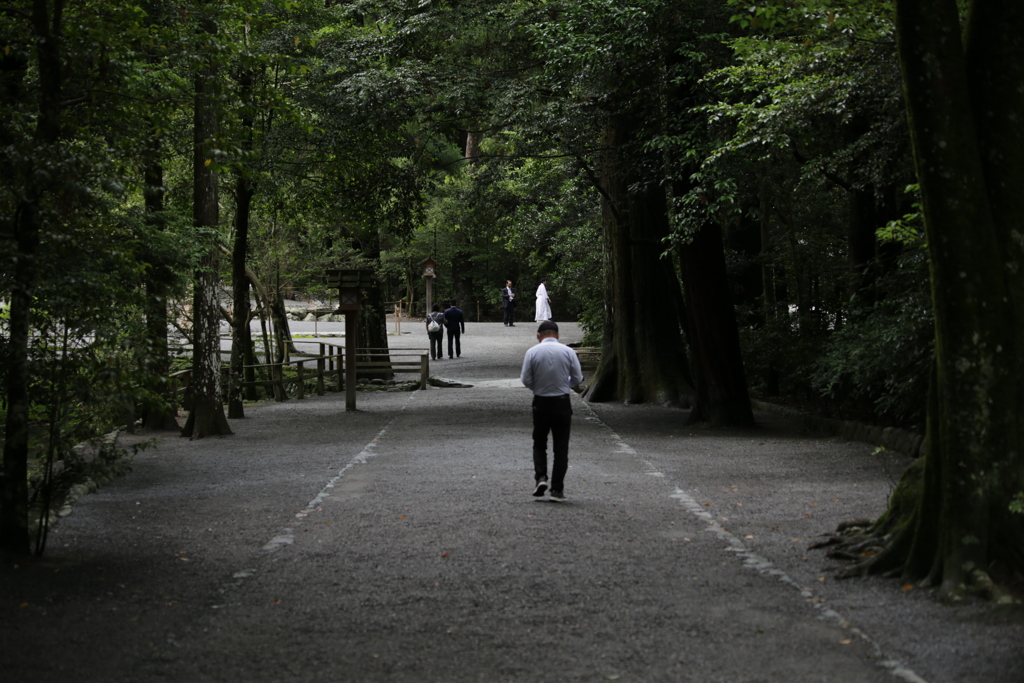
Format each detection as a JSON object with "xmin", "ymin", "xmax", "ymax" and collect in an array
[
  {"xmin": 441, "ymin": 552, "xmax": 451, "ymax": 558},
  {"xmin": 839, "ymin": 639, "xmax": 852, "ymax": 645},
  {"xmin": 901, "ymin": 584, "xmax": 915, "ymax": 592}
]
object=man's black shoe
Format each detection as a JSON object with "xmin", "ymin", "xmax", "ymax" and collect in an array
[
  {"xmin": 549, "ymin": 490, "xmax": 566, "ymax": 502},
  {"xmin": 533, "ymin": 479, "xmax": 548, "ymax": 497}
]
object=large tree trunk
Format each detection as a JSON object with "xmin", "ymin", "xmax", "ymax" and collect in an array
[
  {"xmin": 358, "ymin": 283, "xmax": 393, "ymax": 381},
  {"xmin": 858, "ymin": 0, "xmax": 1024, "ymax": 600},
  {"xmin": 268, "ymin": 275, "xmax": 296, "ymax": 362},
  {"xmin": 140, "ymin": 136, "xmax": 180, "ymax": 432},
  {"xmin": 228, "ymin": 70, "xmax": 256, "ymax": 419},
  {"xmin": 2, "ymin": 206, "xmax": 41, "ymax": 556},
  {"xmin": 181, "ymin": 13, "xmax": 231, "ymax": 439},
  {"xmin": 677, "ymin": 222, "xmax": 755, "ymax": 427},
  {"xmin": 584, "ymin": 113, "xmax": 694, "ymax": 407},
  {"xmin": 1, "ymin": 0, "xmax": 64, "ymax": 555},
  {"xmin": 228, "ymin": 169, "xmax": 254, "ymax": 418},
  {"xmin": 847, "ymin": 187, "xmax": 878, "ymax": 301}
]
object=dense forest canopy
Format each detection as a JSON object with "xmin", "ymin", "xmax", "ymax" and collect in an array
[{"xmin": 1, "ymin": 0, "xmax": 1022, "ymax": 598}]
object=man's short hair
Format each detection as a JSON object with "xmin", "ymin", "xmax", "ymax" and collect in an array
[
  {"xmin": 537, "ymin": 320, "xmax": 558, "ymax": 334},
  {"xmin": 450, "ymin": 299, "xmax": 457, "ymax": 306},
  {"xmin": 431, "ymin": 304, "xmax": 440, "ymax": 311}
]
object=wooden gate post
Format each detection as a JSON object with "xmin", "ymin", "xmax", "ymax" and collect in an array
[
  {"xmin": 345, "ymin": 312, "xmax": 357, "ymax": 410},
  {"xmin": 326, "ymin": 268, "xmax": 376, "ymax": 412}
]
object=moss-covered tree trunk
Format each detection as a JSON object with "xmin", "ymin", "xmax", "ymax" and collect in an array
[
  {"xmin": 585, "ymin": 112, "xmax": 695, "ymax": 407},
  {"xmin": 864, "ymin": 0, "xmax": 1024, "ymax": 600}
]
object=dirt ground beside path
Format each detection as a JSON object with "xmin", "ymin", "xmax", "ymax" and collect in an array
[{"xmin": 3, "ymin": 322, "xmax": 1023, "ymax": 682}]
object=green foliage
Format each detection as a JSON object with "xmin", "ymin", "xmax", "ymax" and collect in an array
[
  {"xmin": 810, "ymin": 249, "xmax": 933, "ymax": 427},
  {"xmin": 877, "ymin": 185, "xmax": 923, "ymax": 246},
  {"xmin": 1011, "ymin": 493, "xmax": 1024, "ymax": 515}
]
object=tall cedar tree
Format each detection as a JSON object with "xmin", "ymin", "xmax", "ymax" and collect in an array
[
  {"xmin": 855, "ymin": 0, "xmax": 1024, "ymax": 600},
  {"xmin": 1, "ymin": 0, "xmax": 65, "ymax": 555},
  {"xmin": 181, "ymin": 7, "xmax": 232, "ymax": 439}
]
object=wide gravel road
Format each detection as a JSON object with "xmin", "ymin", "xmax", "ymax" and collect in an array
[{"xmin": 3, "ymin": 321, "xmax": 1022, "ymax": 682}]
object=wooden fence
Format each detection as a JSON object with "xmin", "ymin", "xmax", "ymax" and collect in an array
[
  {"xmin": 574, "ymin": 346, "xmax": 601, "ymax": 376},
  {"xmin": 170, "ymin": 342, "xmax": 429, "ymax": 408}
]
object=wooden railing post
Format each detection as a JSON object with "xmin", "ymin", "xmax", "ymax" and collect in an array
[
  {"xmin": 420, "ymin": 353, "xmax": 429, "ymax": 390},
  {"xmin": 272, "ymin": 363, "xmax": 285, "ymax": 402},
  {"xmin": 316, "ymin": 357, "xmax": 325, "ymax": 396},
  {"xmin": 181, "ymin": 370, "xmax": 194, "ymax": 412},
  {"xmin": 296, "ymin": 361, "xmax": 306, "ymax": 399}
]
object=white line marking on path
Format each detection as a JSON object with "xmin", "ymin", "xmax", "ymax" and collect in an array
[
  {"xmin": 575, "ymin": 399, "xmax": 929, "ymax": 683},
  {"xmin": 211, "ymin": 393, "xmax": 420, "ymax": 609}
]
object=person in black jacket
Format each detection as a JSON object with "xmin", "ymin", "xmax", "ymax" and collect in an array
[
  {"xmin": 443, "ymin": 299, "xmax": 466, "ymax": 358},
  {"xmin": 501, "ymin": 280, "xmax": 516, "ymax": 326},
  {"xmin": 426, "ymin": 304, "xmax": 445, "ymax": 360}
]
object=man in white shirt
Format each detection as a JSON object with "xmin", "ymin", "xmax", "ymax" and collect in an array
[{"xmin": 520, "ymin": 320, "xmax": 584, "ymax": 502}]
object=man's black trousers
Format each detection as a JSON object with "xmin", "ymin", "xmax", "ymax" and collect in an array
[
  {"xmin": 447, "ymin": 329, "xmax": 461, "ymax": 357},
  {"xmin": 532, "ymin": 394, "xmax": 572, "ymax": 493},
  {"xmin": 428, "ymin": 331, "xmax": 443, "ymax": 359}
]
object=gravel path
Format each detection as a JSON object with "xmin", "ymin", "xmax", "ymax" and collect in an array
[{"xmin": 3, "ymin": 322, "xmax": 1022, "ymax": 682}]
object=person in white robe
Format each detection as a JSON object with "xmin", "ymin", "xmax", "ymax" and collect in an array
[{"xmin": 535, "ymin": 278, "xmax": 552, "ymax": 321}]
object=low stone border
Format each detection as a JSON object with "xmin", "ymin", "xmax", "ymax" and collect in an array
[
  {"xmin": 29, "ymin": 429, "xmax": 136, "ymax": 540},
  {"xmin": 751, "ymin": 399, "xmax": 925, "ymax": 459}
]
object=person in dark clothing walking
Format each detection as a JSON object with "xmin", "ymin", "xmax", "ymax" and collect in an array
[
  {"xmin": 520, "ymin": 320, "xmax": 583, "ymax": 502},
  {"xmin": 443, "ymin": 299, "xmax": 466, "ymax": 358},
  {"xmin": 501, "ymin": 280, "xmax": 516, "ymax": 326},
  {"xmin": 426, "ymin": 304, "xmax": 445, "ymax": 360}
]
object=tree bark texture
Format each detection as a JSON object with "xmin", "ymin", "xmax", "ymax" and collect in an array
[
  {"xmin": 181, "ymin": 29, "xmax": 231, "ymax": 439},
  {"xmin": 584, "ymin": 113, "xmax": 695, "ymax": 407},
  {"xmin": 1, "ymin": 0, "xmax": 65, "ymax": 555},
  {"xmin": 228, "ymin": 70, "xmax": 256, "ymax": 419},
  {"xmin": 228, "ymin": 169, "xmax": 254, "ymax": 419},
  {"xmin": 887, "ymin": 0, "xmax": 1024, "ymax": 598},
  {"xmin": 358, "ymin": 284, "xmax": 394, "ymax": 381},
  {"xmin": 677, "ymin": 222, "xmax": 755, "ymax": 427}
]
